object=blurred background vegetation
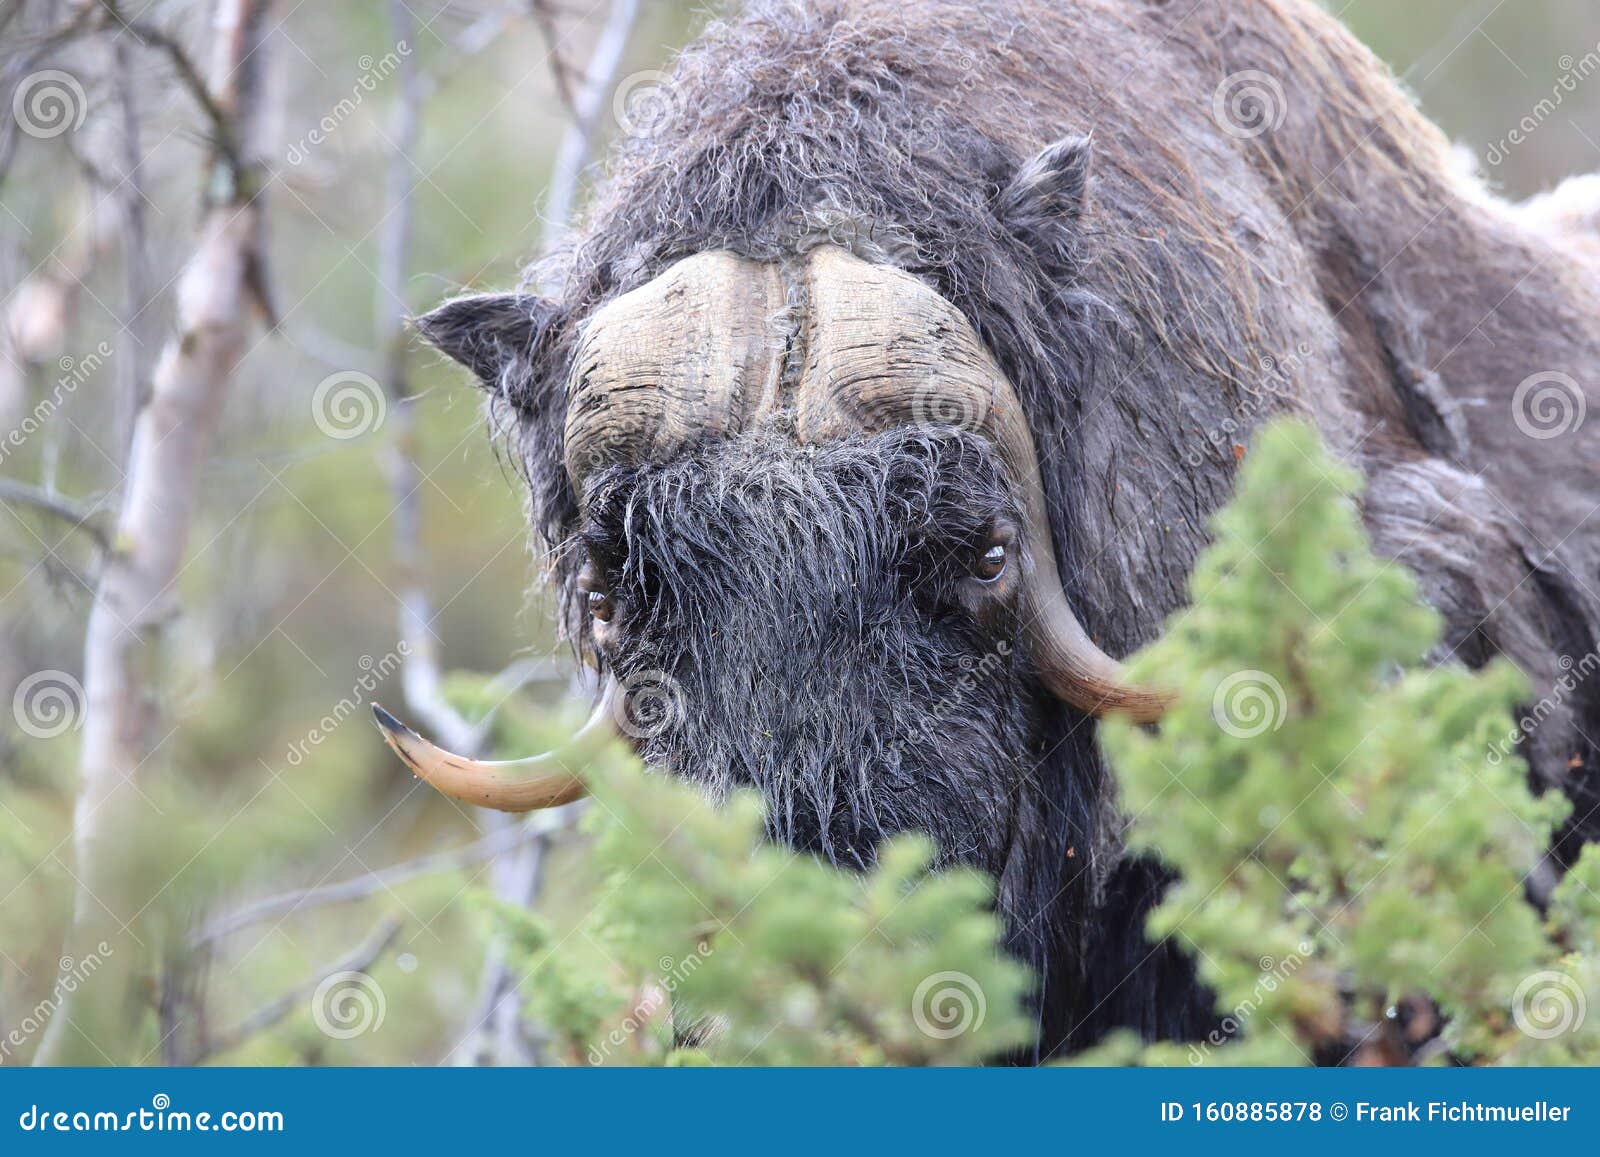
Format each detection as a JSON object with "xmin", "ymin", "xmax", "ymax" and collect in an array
[{"xmin": 1, "ymin": 0, "xmax": 1597, "ymax": 1066}]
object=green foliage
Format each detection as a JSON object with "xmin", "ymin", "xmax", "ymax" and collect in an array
[
  {"xmin": 490, "ymin": 741, "xmax": 1035, "ymax": 1065},
  {"xmin": 1095, "ymin": 420, "xmax": 1594, "ymax": 1065}
]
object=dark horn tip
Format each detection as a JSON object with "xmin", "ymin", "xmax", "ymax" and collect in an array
[{"xmin": 372, "ymin": 703, "xmax": 408, "ymax": 734}]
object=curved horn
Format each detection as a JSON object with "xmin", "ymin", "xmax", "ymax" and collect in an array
[
  {"xmin": 797, "ymin": 246, "xmax": 1172, "ymax": 722},
  {"xmin": 557, "ymin": 244, "xmax": 1170, "ymax": 721},
  {"xmin": 371, "ymin": 687, "xmax": 617, "ymax": 812},
  {"xmin": 563, "ymin": 252, "xmax": 786, "ymax": 489}
]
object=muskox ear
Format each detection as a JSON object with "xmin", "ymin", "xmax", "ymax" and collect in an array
[
  {"xmin": 413, "ymin": 292, "xmax": 558, "ymax": 393},
  {"xmin": 997, "ymin": 134, "xmax": 1093, "ymax": 245}
]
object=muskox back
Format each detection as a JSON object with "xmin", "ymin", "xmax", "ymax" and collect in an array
[{"xmin": 455, "ymin": 0, "xmax": 1600, "ymax": 1054}]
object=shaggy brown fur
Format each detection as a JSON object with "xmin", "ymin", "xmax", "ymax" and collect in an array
[{"xmin": 420, "ymin": 0, "xmax": 1600, "ymax": 1057}]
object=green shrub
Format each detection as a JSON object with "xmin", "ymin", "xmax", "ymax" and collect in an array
[
  {"xmin": 1094, "ymin": 420, "xmax": 1597, "ymax": 1065},
  {"xmin": 493, "ymin": 746, "xmax": 1035, "ymax": 1065},
  {"xmin": 497, "ymin": 419, "xmax": 1599, "ymax": 1066}
]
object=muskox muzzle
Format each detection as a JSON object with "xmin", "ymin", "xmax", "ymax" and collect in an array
[{"xmin": 377, "ymin": 246, "xmax": 1170, "ymax": 811}]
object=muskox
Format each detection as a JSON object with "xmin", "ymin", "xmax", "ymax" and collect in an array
[{"xmin": 379, "ymin": 0, "xmax": 1600, "ymax": 1059}]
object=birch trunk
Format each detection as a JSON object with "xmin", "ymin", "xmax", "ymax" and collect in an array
[{"xmin": 36, "ymin": 0, "xmax": 273, "ymax": 1066}]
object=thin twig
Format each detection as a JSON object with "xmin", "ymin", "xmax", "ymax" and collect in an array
[
  {"xmin": 98, "ymin": 1, "xmax": 243, "ymax": 179},
  {"xmin": 538, "ymin": 0, "xmax": 640, "ymax": 261},
  {"xmin": 454, "ymin": 0, "xmax": 525, "ymax": 57},
  {"xmin": 378, "ymin": 0, "xmax": 481, "ymax": 756},
  {"xmin": 198, "ymin": 917, "xmax": 403, "ymax": 1062},
  {"xmin": 0, "ymin": 477, "xmax": 113, "ymax": 550},
  {"xmin": 529, "ymin": 0, "xmax": 581, "ymax": 121},
  {"xmin": 108, "ymin": 23, "xmax": 153, "ymax": 456},
  {"xmin": 0, "ymin": 1, "xmax": 102, "ymax": 192},
  {"xmin": 193, "ymin": 822, "xmax": 547, "ymax": 947},
  {"xmin": 450, "ymin": 0, "xmax": 639, "ymax": 1066}
]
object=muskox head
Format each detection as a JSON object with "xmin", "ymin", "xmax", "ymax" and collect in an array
[{"xmin": 379, "ymin": 232, "xmax": 1168, "ymax": 872}]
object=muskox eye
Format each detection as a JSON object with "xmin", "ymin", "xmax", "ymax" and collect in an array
[
  {"xmin": 578, "ymin": 556, "xmax": 613, "ymax": 622},
  {"xmin": 974, "ymin": 542, "xmax": 1008, "ymax": 582}
]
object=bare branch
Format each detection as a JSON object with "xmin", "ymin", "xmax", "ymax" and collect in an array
[
  {"xmin": 370, "ymin": 0, "xmax": 637, "ymax": 1067},
  {"xmin": 0, "ymin": 188, "xmax": 105, "ymax": 422},
  {"xmin": 538, "ymin": 0, "xmax": 640, "ymax": 267},
  {"xmin": 529, "ymin": 0, "xmax": 582, "ymax": 122},
  {"xmin": 448, "ymin": 0, "xmax": 639, "ymax": 1065},
  {"xmin": 198, "ymin": 917, "xmax": 403, "ymax": 1063},
  {"xmin": 0, "ymin": 477, "xmax": 113, "ymax": 550},
  {"xmin": 454, "ymin": 1, "xmax": 525, "ymax": 57},
  {"xmin": 97, "ymin": 1, "xmax": 244, "ymax": 180},
  {"xmin": 376, "ymin": 0, "xmax": 482, "ymax": 757},
  {"xmin": 36, "ymin": 0, "xmax": 277, "ymax": 1067},
  {"xmin": 0, "ymin": 1, "xmax": 102, "ymax": 192},
  {"xmin": 107, "ymin": 23, "xmax": 153, "ymax": 456},
  {"xmin": 193, "ymin": 820, "xmax": 552, "ymax": 947}
]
